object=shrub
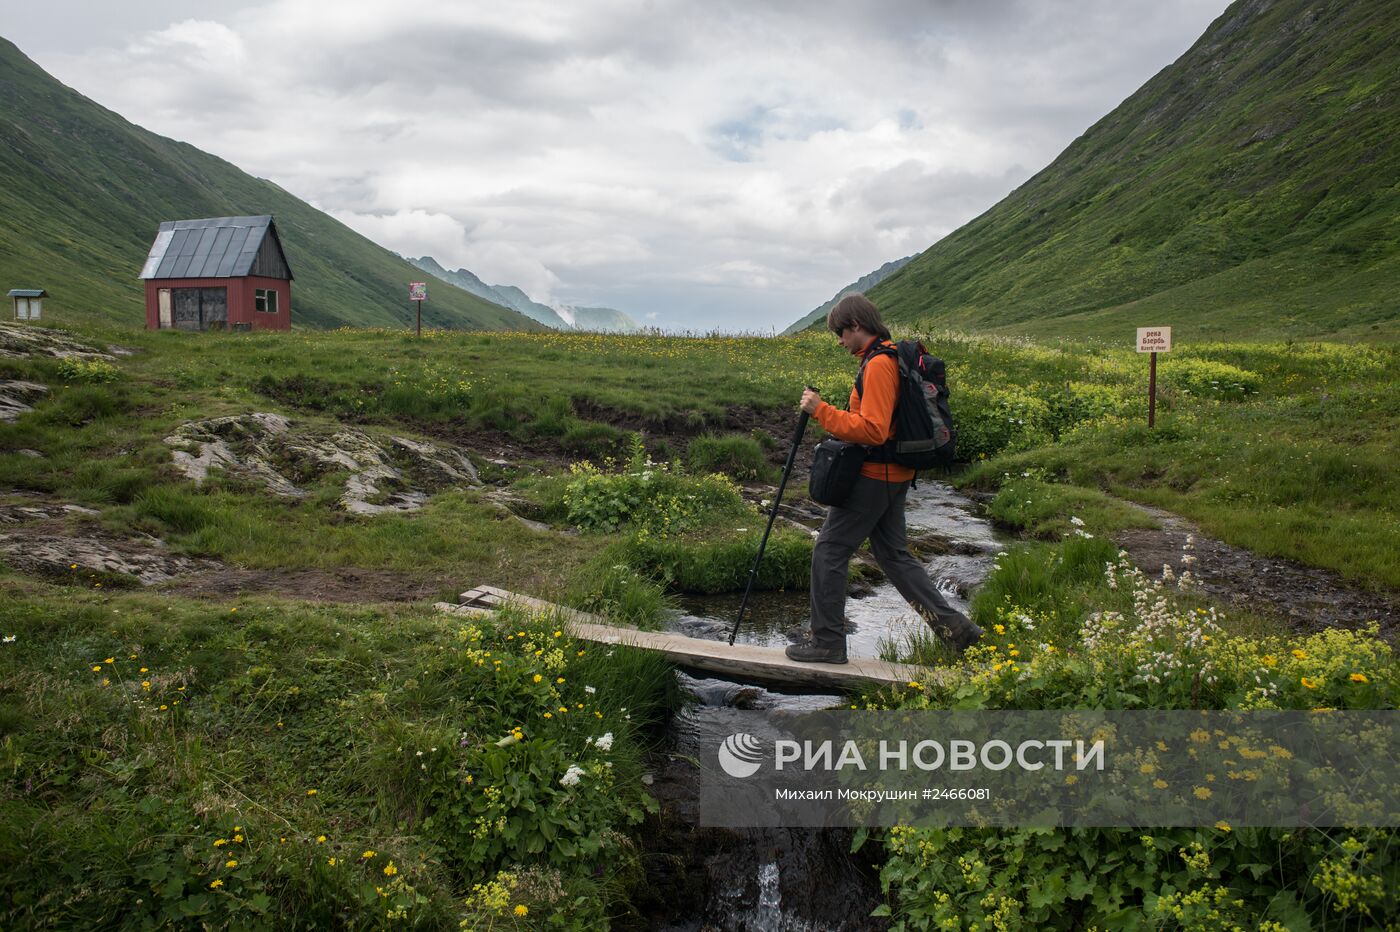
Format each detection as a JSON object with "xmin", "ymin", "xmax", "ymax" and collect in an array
[
  {"xmin": 955, "ymin": 386, "xmax": 1054, "ymax": 461},
  {"xmin": 562, "ymin": 440, "xmax": 743, "ymax": 537},
  {"xmin": 870, "ymin": 542, "xmax": 1399, "ymax": 930},
  {"xmin": 687, "ymin": 434, "xmax": 772, "ymax": 481},
  {"xmin": 621, "ymin": 528, "xmax": 811, "ymax": 594},
  {"xmin": 1160, "ymin": 357, "xmax": 1261, "ymax": 401},
  {"xmin": 56, "ymin": 357, "xmax": 120, "ymax": 384}
]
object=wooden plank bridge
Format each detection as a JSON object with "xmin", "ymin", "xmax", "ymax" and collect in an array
[{"xmin": 436, "ymin": 585, "xmax": 945, "ymax": 693}]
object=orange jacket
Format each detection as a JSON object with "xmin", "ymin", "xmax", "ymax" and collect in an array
[{"xmin": 813, "ymin": 339, "xmax": 915, "ymax": 483}]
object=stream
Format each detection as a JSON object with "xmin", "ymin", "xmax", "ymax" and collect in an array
[{"xmin": 634, "ymin": 481, "xmax": 1008, "ymax": 931}]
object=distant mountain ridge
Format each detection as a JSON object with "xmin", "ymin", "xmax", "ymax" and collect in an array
[
  {"xmin": 783, "ymin": 255, "xmax": 915, "ymax": 334},
  {"xmin": 406, "ymin": 257, "xmax": 570, "ymax": 328},
  {"xmin": 408, "ymin": 256, "xmax": 640, "ymax": 332},
  {"xmin": 0, "ymin": 38, "xmax": 541, "ymax": 332},
  {"xmin": 567, "ymin": 306, "xmax": 640, "ymax": 333},
  {"xmin": 868, "ymin": 0, "xmax": 1400, "ymax": 341}
]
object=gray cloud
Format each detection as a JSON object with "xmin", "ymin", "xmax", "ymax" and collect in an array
[{"xmin": 2, "ymin": 0, "xmax": 1232, "ymax": 331}]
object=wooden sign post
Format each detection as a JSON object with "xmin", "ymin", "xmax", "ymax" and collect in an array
[
  {"xmin": 1136, "ymin": 327, "xmax": 1172, "ymax": 427},
  {"xmin": 409, "ymin": 282, "xmax": 427, "ymax": 337}
]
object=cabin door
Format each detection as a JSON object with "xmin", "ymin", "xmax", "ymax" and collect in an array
[
  {"xmin": 171, "ymin": 287, "xmax": 229, "ymax": 330},
  {"xmin": 158, "ymin": 289, "xmax": 172, "ymax": 328},
  {"xmin": 172, "ymin": 288, "xmax": 201, "ymax": 330},
  {"xmin": 200, "ymin": 287, "xmax": 227, "ymax": 329}
]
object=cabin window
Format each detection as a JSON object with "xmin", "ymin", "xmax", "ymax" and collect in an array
[{"xmin": 255, "ymin": 288, "xmax": 278, "ymax": 313}]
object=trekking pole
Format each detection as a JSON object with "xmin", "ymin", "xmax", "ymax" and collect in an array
[{"xmin": 728, "ymin": 388, "xmax": 817, "ymax": 646}]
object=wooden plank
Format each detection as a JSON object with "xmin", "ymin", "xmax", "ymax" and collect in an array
[{"xmin": 451, "ymin": 585, "xmax": 945, "ymax": 692}]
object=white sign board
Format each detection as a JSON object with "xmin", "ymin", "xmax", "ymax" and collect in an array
[
  {"xmin": 408, "ymin": 282, "xmax": 428, "ymax": 302},
  {"xmin": 1136, "ymin": 327, "xmax": 1172, "ymax": 353}
]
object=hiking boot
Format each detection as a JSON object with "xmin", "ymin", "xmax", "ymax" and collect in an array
[
  {"xmin": 944, "ymin": 623, "xmax": 984, "ymax": 655},
  {"xmin": 785, "ymin": 642, "xmax": 848, "ymax": 664}
]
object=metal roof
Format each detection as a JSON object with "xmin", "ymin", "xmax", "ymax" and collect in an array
[
  {"xmin": 139, "ymin": 216, "xmax": 290, "ymax": 280},
  {"xmin": 7, "ymin": 289, "xmax": 47, "ymax": 298}
]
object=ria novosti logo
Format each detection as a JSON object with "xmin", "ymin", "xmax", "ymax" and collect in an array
[{"xmin": 718, "ymin": 733, "xmax": 765, "ymax": 778}]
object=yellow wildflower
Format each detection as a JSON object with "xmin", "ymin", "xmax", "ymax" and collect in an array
[
  {"xmin": 226, "ymin": 859, "xmax": 238, "ymax": 868},
  {"xmin": 1292, "ymin": 649, "xmax": 1306, "ymax": 660},
  {"xmin": 210, "ymin": 879, "xmax": 223, "ymax": 889},
  {"xmin": 362, "ymin": 850, "xmax": 376, "ymax": 859},
  {"xmin": 1153, "ymin": 779, "xmax": 1168, "ymax": 789},
  {"xmin": 92, "ymin": 665, "xmax": 102, "ymax": 672},
  {"xmin": 1193, "ymin": 787, "xmax": 1212, "ymax": 800},
  {"xmin": 533, "ymin": 674, "xmax": 542, "ymax": 683},
  {"xmin": 515, "ymin": 905, "xmax": 529, "ymax": 917},
  {"xmin": 213, "ymin": 839, "xmax": 227, "ymax": 847},
  {"xmin": 383, "ymin": 862, "xmax": 397, "ymax": 877},
  {"xmin": 1349, "ymin": 673, "xmax": 1369, "ymax": 684},
  {"xmin": 317, "ymin": 835, "xmax": 327, "ymax": 843},
  {"xmin": 1301, "ymin": 676, "xmax": 1319, "ymax": 690},
  {"xmin": 306, "ymin": 789, "xmax": 318, "ymax": 796}
]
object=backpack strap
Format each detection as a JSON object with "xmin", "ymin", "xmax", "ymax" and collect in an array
[{"xmin": 853, "ymin": 341, "xmax": 898, "ymax": 399}]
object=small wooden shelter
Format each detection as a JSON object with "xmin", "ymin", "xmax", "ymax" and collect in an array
[
  {"xmin": 8, "ymin": 289, "xmax": 46, "ymax": 321},
  {"xmin": 139, "ymin": 215, "xmax": 293, "ymax": 331}
]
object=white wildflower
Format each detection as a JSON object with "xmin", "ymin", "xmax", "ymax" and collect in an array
[
  {"xmin": 584, "ymin": 685, "xmax": 596, "ymax": 694},
  {"xmin": 1, "ymin": 635, "xmax": 14, "ymax": 643},
  {"xmin": 595, "ymin": 732, "xmax": 614, "ymax": 752},
  {"xmin": 560, "ymin": 764, "xmax": 585, "ymax": 787},
  {"xmin": 1070, "ymin": 516, "xmax": 1085, "ymax": 527}
]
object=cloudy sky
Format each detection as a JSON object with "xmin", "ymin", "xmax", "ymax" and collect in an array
[{"xmin": 4, "ymin": 0, "xmax": 1230, "ymax": 332}]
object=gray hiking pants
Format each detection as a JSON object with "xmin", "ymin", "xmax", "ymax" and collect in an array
[{"xmin": 810, "ymin": 475, "xmax": 975, "ymax": 650}]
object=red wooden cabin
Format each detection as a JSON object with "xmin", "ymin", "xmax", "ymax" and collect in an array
[{"xmin": 140, "ymin": 215, "xmax": 293, "ymax": 331}]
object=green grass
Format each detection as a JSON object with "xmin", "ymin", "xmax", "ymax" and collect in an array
[
  {"xmin": 0, "ymin": 582, "xmax": 678, "ymax": 928},
  {"xmin": 4, "ymin": 318, "xmax": 1399, "ymax": 929}
]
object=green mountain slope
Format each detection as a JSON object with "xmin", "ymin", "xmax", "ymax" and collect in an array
[
  {"xmin": 0, "ymin": 38, "xmax": 542, "ymax": 332},
  {"xmin": 783, "ymin": 255, "xmax": 914, "ymax": 335},
  {"xmin": 870, "ymin": 0, "xmax": 1400, "ymax": 342}
]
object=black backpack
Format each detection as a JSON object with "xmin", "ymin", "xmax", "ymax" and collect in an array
[{"xmin": 854, "ymin": 339, "xmax": 956, "ymax": 469}]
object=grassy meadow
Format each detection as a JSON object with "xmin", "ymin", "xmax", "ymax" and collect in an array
[{"xmin": 2, "ymin": 319, "xmax": 1398, "ymax": 928}]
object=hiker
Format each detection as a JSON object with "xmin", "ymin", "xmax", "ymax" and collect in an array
[{"xmin": 786, "ymin": 293, "xmax": 983, "ymax": 664}]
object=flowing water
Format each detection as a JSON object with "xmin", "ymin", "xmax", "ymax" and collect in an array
[{"xmin": 638, "ymin": 481, "xmax": 1007, "ymax": 931}]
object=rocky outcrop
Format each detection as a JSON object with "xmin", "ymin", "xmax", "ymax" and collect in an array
[
  {"xmin": 0, "ymin": 322, "xmax": 119, "ymax": 360},
  {"xmin": 164, "ymin": 413, "xmax": 481, "ymax": 515},
  {"xmin": 0, "ymin": 380, "xmax": 49, "ymax": 422},
  {"xmin": 0, "ymin": 530, "xmax": 214, "ymax": 585}
]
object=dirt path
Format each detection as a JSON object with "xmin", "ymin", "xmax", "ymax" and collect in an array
[
  {"xmin": 1112, "ymin": 501, "xmax": 1399, "ymax": 641},
  {"xmin": 160, "ymin": 567, "xmax": 452, "ymax": 604}
]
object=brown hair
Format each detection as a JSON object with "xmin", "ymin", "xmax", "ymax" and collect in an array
[{"xmin": 827, "ymin": 292, "xmax": 891, "ymax": 342}]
